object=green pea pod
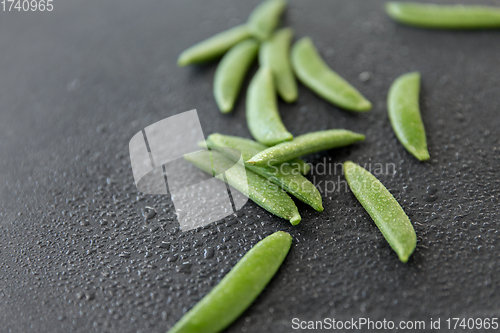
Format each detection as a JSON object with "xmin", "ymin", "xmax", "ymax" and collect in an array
[
  {"xmin": 214, "ymin": 39, "xmax": 259, "ymax": 113},
  {"xmin": 343, "ymin": 161, "xmax": 417, "ymax": 263},
  {"xmin": 177, "ymin": 25, "xmax": 252, "ymax": 66},
  {"xmin": 386, "ymin": 2, "xmax": 500, "ymax": 29},
  {"xmin": 246, "ymin": 67, "xmax": 293, "ymax": 146},
  {"xmin": 204, "ymin": 134, "xmax": 310, "ymax": 174},
  {"xmin": 196, "ymin": 137, "xmax": 310, "ymax": 175},
  {"xmin": 387, "ymin": 72, "xmax": 429, "ymax": 161},
  {"xmin": 291, "ymin": 37, "xmax": 372, "ymax": 112},
  {"xmin": 206, "ymin": 134, "xmax": 323, "ymax": 212},
  {"xmin": 247, "ymin": 0, "xmax": 287, "ymax": 40},
  {"xmin": 259, "ymin": 28, "xmax": 298, "ymax": 103},
  {"xmin": 247, "ymin": 129, "xmax": 365, "ymax": 167},
  {"xmin": 168, "ymin": 231, "xmax": 292, "ymax": 333},
  {"xmin": 184, "ymin": 149, "xmax": 301, "ymax": 225}
]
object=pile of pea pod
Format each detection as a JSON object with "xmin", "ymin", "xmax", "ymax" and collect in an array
[{"xmin": 170, "ymin": 1, "xmax": 500, "ymax": 332}]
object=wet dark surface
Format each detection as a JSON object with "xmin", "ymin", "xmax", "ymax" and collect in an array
[{"xmin": 0, "ymin": 0, "xmax": 499, "ymax": 332}]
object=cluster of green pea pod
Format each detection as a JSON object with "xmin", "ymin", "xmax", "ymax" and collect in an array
[
  {"xmin": 169, "ymin": 2, "xmax": 500, "ymax": 332},
  {"xmin": 178, "ymin": 0, "xmax": 424, "ymax": 260}
]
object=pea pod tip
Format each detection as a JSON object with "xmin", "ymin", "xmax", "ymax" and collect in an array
[
  {"xmin": 385, "ymin": 2, "xmax": 400, "ymax": 14},
  {"xmin": 177, "ymin": 54, "xmax": 189, "ymax": 67},
  {"xmin": 274, "ymin": 230, "xmax": 292, "ymax": 239},
  {"xmin": 415, "ymin": 149, "xmax": 430, "ymax": 161},
  {"xmin": 357, "ymin": 99, "xmax": 373, "ymax": 112},
  {"xmin": 264, "ymin": 133, "xmax": 294, "ymax": 146},
  {"xmin": 348, "ymin": 133, "xmax": 367, "ymax": 143},
  {"xmin": 217, "ymin": 101, "xmax": 234, "ymax": 113},
  {"xmin": 398, "ymin": 253, "xmax": 411, "ymax": 264},
  {"xmin": 343, "ymin": 160, "xmax": 354, "ymax": 169},
  {"xmin": 290, "ymin": 213, "xmax": 301, "ymax": 226},
  {"xmin": 282, "ymin": 91, "xmax": 299, "ymax": 103}
]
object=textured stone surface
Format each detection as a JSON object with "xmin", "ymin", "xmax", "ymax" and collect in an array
[{"xmin": 0, "ymin": 0, "xmax": 499, "ymax": 332}]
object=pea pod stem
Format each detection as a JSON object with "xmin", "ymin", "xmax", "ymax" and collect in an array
[
  {"xmin": 177, "ymin": 25, "xmax": 252, "ymax": 66},
  {"xmin": 386, "ymin": 2, "xmax": 500, "ymax": 29},
  {"xmin": 184, "ymin": 149, "xmax": 301, "ymax": 225},
  {"xmin": 387, "ymin": 72, "xmax": 429, "ymax": 161},
  {"xmin": 291, "ymin": 37, "xmax": 372, "ymax": 112},
  {"xmin": 247, "ymin": 0, "xmax": 287, "ymax": 40},
  {"xmin": 247, "ymin": 129, "xmax": 365, "ymax": 167},
  {"xmin": 246, "ymin": 67, "xmax": 293, "ymax": 146},
  {"xmin": 343, "ymin": 161, "xmax": 417, "ymax": 263},
  {"xmin": 214, "ymin": 39, "xmax": 259, "ymax": 113},
  {"xmin": 168, "ymin": 231, "xmax": 292, "ymax": 333},
  {"xmin": 260, "ymin": 28, "xmax": 298, "ymax": 103},
  {"xmin": 206, "ymin": 133, "xmax": 323, "ymax": 212}
]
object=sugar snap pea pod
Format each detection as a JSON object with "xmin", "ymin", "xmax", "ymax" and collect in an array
[
  {"xmin": 247, "ymin": 129, "xmax": 365, "ymax": 167},
  {"xmin": 343, "ymin": 161, "xmax": 417, "ymax": 263},
  {"xmin": 385, "ymin": 2, "xmax": 500, "ymax": 29},
  {"xmin": 214, "ymin": 39, "xmax": 259, "ymax": 113},
  {"xmin": 205, "ymin": 134, "xmax": 310, "ymax": 174},
  {"xmin": 246, "ymin": 67, "xmax": 293, "ymax": 146},
  {"xmin": 291, "ymin": 37, "xmax": 372, "ymax": 112},
  {"xmin": 259, "ymin": 28, "xmax": 298, "ymax": 103},
  {"xmin": 247, "ymin": 0, "xmax": 287, "ymax": 40},
  {"xmin": 184, "ymin": 150, "xmax": 301, "ymax": 225},
  {"xmin": 196, "ymin": 137, "xmax": 310, "ymax": 175},
  {"xmin": 168, "ymin": 231, "xmax": 292, "ymax": 333},
  {"xmin": 206, "ymin": 134, "xmax": 323, "ymax": 211},
  {"xmin": 387, "ymin": 72, "xmax": 429, "ymax": 161},
  {"xmin": 177, "ymin": 25, "xmax": 252, "ymax": 66},
  {"xmin": 198, "ymin": 139, "xmax": 311, "ymax": 176}
]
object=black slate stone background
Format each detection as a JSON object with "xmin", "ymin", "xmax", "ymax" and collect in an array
[{"xmin": 0, "ymin": 0, "xmax": 499, "ymax": 332}]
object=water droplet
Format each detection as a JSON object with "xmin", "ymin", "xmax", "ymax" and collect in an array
[
  {"xmin": 359, "ymin": 71, "xmax": 371, "ymax": 82},
  {"xmin": 176, "ymin": 262, "xmax": 192, "ymax": 274},
  {"xmin": 142, "ymin": 207, "xmax": 157, "ymax": 220},
  {"xmin": 204, "ymin": 248, "xmax": 214, "ymax": 259}
]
